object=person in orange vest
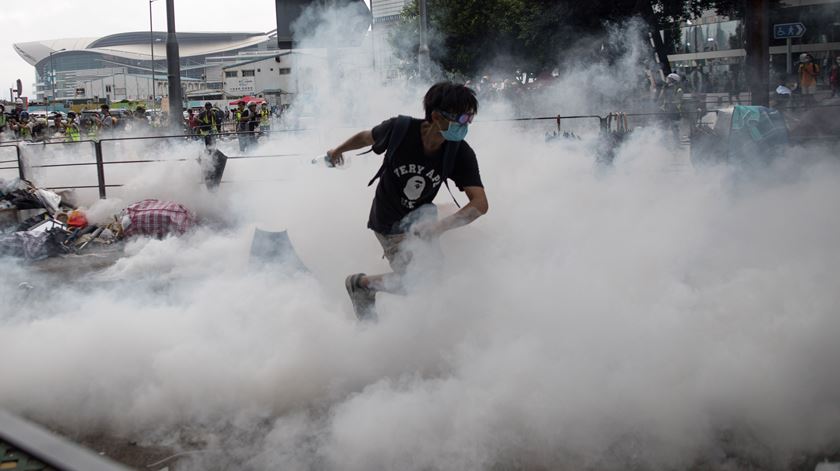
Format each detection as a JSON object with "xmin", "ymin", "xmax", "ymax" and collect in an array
[{"xmin": 798, "ymin": 53, "xmax": 820, "ymax": 96}]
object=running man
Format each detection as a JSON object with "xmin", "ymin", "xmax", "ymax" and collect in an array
[{"xmin": 326, "ymin": 82, "xmax": 488, "ymax": 320}]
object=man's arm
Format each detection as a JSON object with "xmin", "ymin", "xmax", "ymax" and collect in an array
[
  {"xmin": 327, "ymin": 130, "xmax": 374, "ymax": 166},
  {"xmin": 431, "ymin": 185, "xmax": 488, "ymax": 236}
]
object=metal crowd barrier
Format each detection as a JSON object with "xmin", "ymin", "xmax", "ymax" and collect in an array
[
  {"xmin": 0, "ymin": 144, "xmax": 25, "ymax": 180},
  {"xmin": 3, "ymin": 109, "xmax": 838, "ymax": 200},
  {"xmin": 3, "ymin": 128, "xmax": 311, "ymax": 199}
]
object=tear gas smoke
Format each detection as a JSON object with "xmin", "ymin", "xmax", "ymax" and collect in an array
[{"xmin": 2, "ymin": 10, "xmax": 840, "ymax": 471}]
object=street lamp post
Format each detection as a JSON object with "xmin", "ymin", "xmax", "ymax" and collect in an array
[
  {"xmin": 745, "ymin": 0, "xmax": 769, "ymax": 106},
  {"xmin": 48, "ymin": 48, "xmax": 66, "ymax": 114},
  {"xmin": 165, "ymin": 0, "xmax": 184, "ymax": 131},
  {"xmin": 149, "ymin": 0, "xmax": 157, "ymax": 106},
  {"xmin": 418, "ymin": 0, "xmax": 430, "ymax": 80}
]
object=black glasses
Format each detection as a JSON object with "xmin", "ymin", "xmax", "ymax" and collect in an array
[{"xmin": 438, "ymin": 110, "xmax": 475, "ymax": 125}]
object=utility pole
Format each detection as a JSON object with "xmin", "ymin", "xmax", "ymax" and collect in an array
[
  {"xmin": 637, "ymin": 0, "xmax": 671, "ymax": 78},
  {"xmin": 745, "ymin": 0, "xmax": 769, "ymax": 107},
  {"xmin": 418, "ymin": 0, "xmax": 430, "ymax": 80},
  {"xmin": 370, "ymin": 0, "xmax": 376, "ymax": 72},
  {"xmin": 149, "ymin": 0, "xmax": 157, "ymax": 105},
  {"xmin": 48, "ymin": 49, "xmax": 66, "ymax": 114},
  {"xmin": 165, "ymin": 0, "xmax": 183, "ymax": 130}
]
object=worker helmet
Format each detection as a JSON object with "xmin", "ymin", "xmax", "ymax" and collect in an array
[
  {"xmin": 666, "ymin": 73, "xmax": 681, "ymax": 84},
  {"xmin": 799, "ymin": 53, "xmax": 810, "ymax": 62}
]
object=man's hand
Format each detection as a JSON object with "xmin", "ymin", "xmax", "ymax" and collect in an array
[
  {"xmin": 326, "ymin": 131, "xmax": 374, "ymax": 168},
  {"xmin": 434, "ymin": 186, "xmax": 488, "ymax": 234},
  {"xmin": 326, "ymin": 149, "xmax": 345, "ymax": 167},
  {"xmin": 410, "ymin": 219, "xmax": 442, "ymax": 241}
]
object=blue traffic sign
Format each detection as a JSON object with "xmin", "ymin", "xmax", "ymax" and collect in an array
[{"xmin": 774, "ymin": 22, "xmax": 806, "ymax": 39}]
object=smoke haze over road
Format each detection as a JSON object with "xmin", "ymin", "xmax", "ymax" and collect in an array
[{"xmin": 2, "ymin": 9, "xmax": 840, "ymax": 471}]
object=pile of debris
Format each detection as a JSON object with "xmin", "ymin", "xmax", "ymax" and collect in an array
[{"xmin": 1, "ymin": 178, "xmax": 195, "ymax": 262}]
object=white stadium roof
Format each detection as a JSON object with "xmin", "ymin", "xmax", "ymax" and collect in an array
[{"xmin": 14, "ymin": 31, "xmax": 270, "ymax": 66}]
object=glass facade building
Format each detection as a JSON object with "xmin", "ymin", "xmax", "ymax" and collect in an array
[
  {"xmin": 664, "ymin": 0, "xmax": 840, "ymax": 95},
  {"xmin": 16, "ymin": 31, "xmax": 275, "ymax": 101}
]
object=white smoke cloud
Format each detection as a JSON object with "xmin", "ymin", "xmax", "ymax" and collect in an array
[{"xmin": 2, "ymin": 10, "xmax": 840, "ymax": 471}]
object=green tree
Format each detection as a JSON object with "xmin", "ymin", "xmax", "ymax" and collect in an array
[{"xmin": 389, "ymin": 0, "xmax": 762, "ymax": 79}]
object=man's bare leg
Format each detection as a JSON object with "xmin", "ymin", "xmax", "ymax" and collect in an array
[{"xmin": 359, "ymin": 273, "xmax": 405, "ymax": 295}]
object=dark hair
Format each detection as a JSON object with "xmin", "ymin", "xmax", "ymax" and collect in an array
[{"xmin": 423, "ymin": 82, "xmax": 478, "ymax": 122}]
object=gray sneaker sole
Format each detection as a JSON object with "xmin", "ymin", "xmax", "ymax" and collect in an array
[{"xmin": 345, "ymin": 273, "xmax": 377, "ymax": 321}]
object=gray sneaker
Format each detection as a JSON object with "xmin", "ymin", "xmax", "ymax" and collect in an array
[{"xmin": 345, "ymin": 273, "xmax": 377, "ymax": 321}]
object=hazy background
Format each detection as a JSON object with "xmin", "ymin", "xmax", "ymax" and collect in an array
[{"xmin": 2, "ymin": 4, "xmax": 840, "ymax": 471}]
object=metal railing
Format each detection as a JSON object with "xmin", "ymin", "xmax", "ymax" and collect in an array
[
  {"xmin": 3, "ymin": 109, "xmax": 838, "ymax": 200},
  {"xmin": 0, "ymin": 144, "xmax": 25, "ymax": 180},
  {"xmin": 0, "ymin": 409, "xmax": 130, "ymax": 471},
  {"xmin": 2, "ymin": 129, "xmax": 312, "ymax": 199}
]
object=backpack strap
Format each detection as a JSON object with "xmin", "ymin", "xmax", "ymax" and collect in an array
[
  {"xmin": 365, "ymin": 115, "xmax": 463, "ymax": 208},
  {"xmin": 367, "ymin": 115, "xmax": 412, "ymax": 186},
  {"xmin": 441, "ymin": 141, "xmax": 462, "ymax": 208}
]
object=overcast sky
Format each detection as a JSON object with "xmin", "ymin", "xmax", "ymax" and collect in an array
[{"xmin": 1, "ymin": 0, "xmax": 369, "ymax": 98}]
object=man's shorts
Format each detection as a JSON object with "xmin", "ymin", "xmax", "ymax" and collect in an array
[{"xmin": 374, "ymin": 232, "xmax": 442, "ymax": 275}]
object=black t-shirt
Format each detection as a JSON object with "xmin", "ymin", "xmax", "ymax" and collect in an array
[{"xmin": 368, "ymin": 117, "xmax": 483, "ymax": 235}]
